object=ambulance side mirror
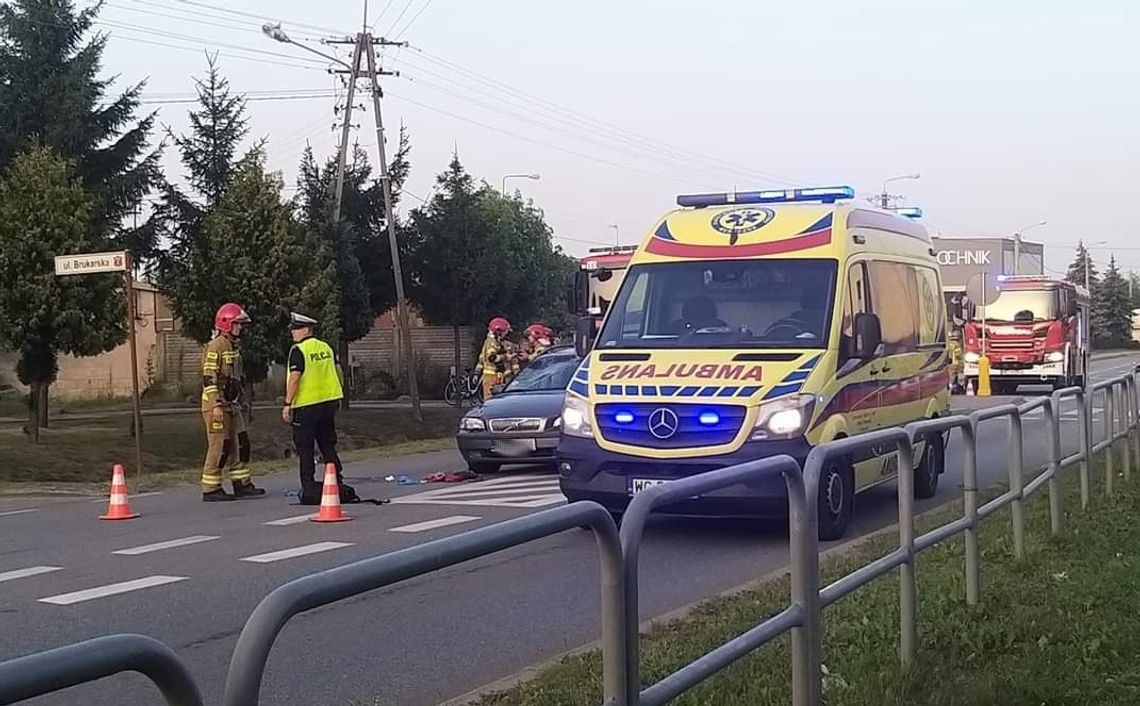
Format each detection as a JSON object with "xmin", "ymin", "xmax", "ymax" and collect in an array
[
  {"xmin": 575, "ymin": 315, "xmax": 596, "ymax": 357},
  {"xmin": 853, "ymin": 313, "xmax": 883, "ymax": 359}
]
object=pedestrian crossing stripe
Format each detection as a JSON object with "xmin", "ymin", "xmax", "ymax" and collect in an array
[{"xmin": 391, "ymin": 474, "xmax": 564, "ymax": 509}]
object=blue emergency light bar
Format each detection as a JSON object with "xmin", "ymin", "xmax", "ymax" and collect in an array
[
  {"xmin": 896, "ymin": 207, "xmax": 923, "ymax": 219},
  {"xmin": 677, "ymin": 185, "xmax": 855, "ymax": 208}
]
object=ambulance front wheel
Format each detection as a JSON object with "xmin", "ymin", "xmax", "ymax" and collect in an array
[{"xmin": 817, "ymin": 458, "xmax": 854, "ymax": 541}]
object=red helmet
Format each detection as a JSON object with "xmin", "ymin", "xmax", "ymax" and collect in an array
[
  {"xmin": 525, "ymin": 323, "xmax": 553, "ymax": 340},
  {"xmin": 215, "ymin": 302, "xmax": 250, "ymax": 334},
  {"xmin": 488, "ymin": 317, "xmax": 511, "ymax": 335}
]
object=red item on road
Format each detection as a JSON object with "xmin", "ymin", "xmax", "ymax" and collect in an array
[{"xmin": 422, "ymin": 471, "xmax": 479, "ymax": 483}]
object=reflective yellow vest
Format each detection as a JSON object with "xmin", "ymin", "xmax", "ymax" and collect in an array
[{"xmin": 291, "ymin": 337, "xmax": 344, "ymax": 408}]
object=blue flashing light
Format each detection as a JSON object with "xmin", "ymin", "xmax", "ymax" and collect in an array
[
  {"xmin": 614, "ymin": 411, "xmax": 635, "ymax": 424},
  {"xmin": 677, "ymin": 185, "xmax": 855, "ymax": 209},
  {"xmin": 698, "ymin": 411, "xmax": 721, "ymax": 426},
  {"xmin": 896, "ymin": 207, "xmax": 923, "ymax": 219}
]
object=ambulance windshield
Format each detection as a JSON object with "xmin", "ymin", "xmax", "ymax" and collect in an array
[{"xmin": 596, "ymin": 259, "xmax": 838, "ymax": 349}]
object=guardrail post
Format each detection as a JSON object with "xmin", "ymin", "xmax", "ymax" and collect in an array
[
  {"xmin": 896, "ymin": 437, "xmax": 918, "ymax": 667},
  {"xmin": 1077, "ymin": 389, "xmax": 1090, "ymax": 511},
  {"xmin": 1002, "ymin": 408, "xmax": 1026, "ymax": 559},
  {"xmin": 1106, "ymin": 386, "xmax": 1116, "ymax": 497},
  {"xmin": 1121, "ymin": 380, "xmax": 1133, "ymax": 481},
  {"xmin": 1044, "ymin": 397, "xmax": 1062, "ymax": 537},
  {"xmin": 788, "ymin": 459, "xmax": 820, "ymax": 706},
  {"xmin": 962, "ymin": 419, "xmax": 980, "ymax": 605},
  {"xmin": 1128, "ymin": 376, "xmax": 1140, "ymax": 481}
]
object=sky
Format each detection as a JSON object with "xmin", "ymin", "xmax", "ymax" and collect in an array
[{"xmin": 88, "ymin": 0, "xmax": 1140, "ymax": 275}]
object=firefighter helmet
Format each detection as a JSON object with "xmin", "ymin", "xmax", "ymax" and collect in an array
[
  {"xmin": 488, "ymin": 317, "xmax": 512, "ymax": 335},
  {"xmin": 215, "ymin": 303, "xmax": 250, "ymax": 334},
  {"xmin": 525, "ymin": 323, "xmax": 553, "ymax": 340}
]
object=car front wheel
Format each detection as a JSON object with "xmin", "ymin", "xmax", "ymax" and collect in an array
[{"xmin": 817, "ymin": 458, "xmax": 854, "ymax": 541}]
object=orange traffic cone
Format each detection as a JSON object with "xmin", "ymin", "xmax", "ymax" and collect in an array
[
  {"xmin": 311, "ymin": 462, "xmax": 352, "ymax": 523},
  {"xmin": 99, "ymin": 464, "xmax": 139, "ymax": 521}
]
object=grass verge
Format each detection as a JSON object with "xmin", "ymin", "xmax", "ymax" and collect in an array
[
  {"xmin": 467, "ymin": 456, "xmax": 1140, "ymax": 706},
  {"xmin": 0, "ymin": 407, "xmax": 462, "ymax": 487}
]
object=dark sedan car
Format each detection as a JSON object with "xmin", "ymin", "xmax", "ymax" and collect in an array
[{"xmin": 456, "ymin": 345, "xmax": 581, "ymax": 473}]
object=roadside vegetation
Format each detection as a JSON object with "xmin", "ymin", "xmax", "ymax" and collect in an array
[
  {"xmin": 0, "ymin": 407, "xmax": 461, "ymax": 487},
  {"xmin": 470, "ymin": 459, "xmax": 1140, "ymax": 706}
]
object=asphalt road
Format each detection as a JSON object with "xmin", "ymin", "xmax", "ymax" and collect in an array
[{"xmin": 0, "ymin": 354, "xmax": 1136, "ymax": 706}]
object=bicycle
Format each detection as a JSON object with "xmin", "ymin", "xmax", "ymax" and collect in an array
[{"xmin": 444, "ymin": 369, "xmax": 483, "ymax": 407}]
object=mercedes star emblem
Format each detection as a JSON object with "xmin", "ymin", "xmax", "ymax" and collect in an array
[{"xmin": 648, "ymin": 408, "xmax": 680, "ymax": 439}]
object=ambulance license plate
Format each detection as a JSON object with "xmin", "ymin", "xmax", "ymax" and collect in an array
[{"xmin": 631, "ymin": 478, "xmax": 668, "ymax": 495}]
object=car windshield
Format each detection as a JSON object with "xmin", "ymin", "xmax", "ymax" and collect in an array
[
  {"xmin": 596, "ymin": 259, "xmax": 838, "ymax": 349},
  {"xmin": 502, "ymin": 350, "xmax": 580, "ymax": 392},
  {"xmin": 976, "ymin": 288, "xmax": 1058, "ymax": 323}
]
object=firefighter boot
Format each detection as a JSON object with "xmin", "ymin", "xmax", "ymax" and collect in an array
[
  {"xmin": 232, "ymin": 480, "xmax": 266, "ymax": 498},
  {"xmin": 203, "ymin": 488, "xmax": 236, "ymax": 502}
]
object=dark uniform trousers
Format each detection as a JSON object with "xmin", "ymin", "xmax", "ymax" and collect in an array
[{"xmin": 292, "ymin": 400, "xmax": 344, "ymax": 493}]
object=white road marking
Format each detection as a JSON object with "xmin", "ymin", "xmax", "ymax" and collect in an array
[
  {"xmin": 390, "ymin": 515, "xmax": 481, "ymax": 533},
  {"xmin": 240, "ymin": 542, "xmax": 353, "ymax": 564},
  {"xmin": 112, "ymin": 535, "xmax": 219, "ymax": 556},
  {"xmin": 0, "ymin": 508, "xmax": 37, "ymax": 518},
  {"xmin": 88, "ymin": 492, "xmax": 163, "ymax": 504},
  {"xmin": 391, "ymin": 475, "xmax": 564, "ymax": 509},
  {"xmin": 0, "ymin": 566, "xmax": 62, "ymax": 584},
  {"xmin": 39, "ymin": 576, "xmax": 188, "ymax": 605},
  {"xmin": 264, "ymin": 513, "xmax": 316, "ymax": 526}
]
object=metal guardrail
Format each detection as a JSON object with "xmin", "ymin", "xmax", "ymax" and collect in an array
[
  {"xmin": 0, "ymin": 634, "xmax": 203, "ymax": 706},
  {"xmin": 646, "ymin": 374, "xmax": 1137, "ymax": 706},
  {"xmin": 221, "ymin": 501, "xmax": 626, "ymax": 706},
  {"xmin": 0, "ymin": 374, "xmax": 1136, "ymax": 706}
]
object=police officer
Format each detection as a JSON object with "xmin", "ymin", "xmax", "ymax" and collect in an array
[
  {"xmin": 281, "ymin": 312, "xmax": 353, "ymax": 505},
  {"xmin": 201, "ymin": 302, "xmax": 265, "ymax": 501}
]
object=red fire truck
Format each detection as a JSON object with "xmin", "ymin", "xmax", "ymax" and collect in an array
[{"xmin": 962, "ymin": 275, "xmax": 1091, "ymax": 394}]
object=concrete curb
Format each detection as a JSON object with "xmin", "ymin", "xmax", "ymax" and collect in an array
[{"xmin": 441, "ymin": 491, "xmax": 984, "ymax": 706}]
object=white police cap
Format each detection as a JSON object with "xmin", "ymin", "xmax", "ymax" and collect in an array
[{"xmin": 288, "ymin": 312, "xmax": 318, "ymax": 330}]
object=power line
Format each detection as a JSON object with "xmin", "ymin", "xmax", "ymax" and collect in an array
[
  {"xmin": 106, "ymin": 1, "xmax": 263, "ymax": 35},
  {"xmin": 94, "ymin": 18, "xmax": 331, "ymax": 66},
  {"xmin": 403, "ymin": 46, "xmax": 810, "ymax": 188},
  {"xmin": 138, "ymin": 92, "xmax": 339, "ymax": 106},
  {"xmin": 115, "ymin": 0, "xmax": 329, "ymax": 40},
  {"xmin": 387, "ymin": 89, "xmax": 711, "ymax": 186},
  {"xmin": 369, "ymin": 0, "xmax": 398, "ymax": 29},
  {"xmin": 166, "ymin": 0, "xmax": 345, "ymax": 35},
  {"xmin": 391, "ymin": 0, "xmax": 433, "ymax": 40},
  {"xmin": 383, "ymin": 0, "xmax": 417, "ymax": 37},
  {"xmin": 402, "ymin": 71, "xmax": 787, "ymax": 188}
]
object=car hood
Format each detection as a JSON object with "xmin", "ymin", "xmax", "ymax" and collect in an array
[{"xmin": 473, "ymin": 389, "xmax": 566, "ymax": 420}]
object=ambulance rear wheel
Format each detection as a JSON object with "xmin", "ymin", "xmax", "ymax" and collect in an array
[
  {"xmin": 817, "ymin": 459, "xmax": 854, "ymax": 541},
  {"xmin": 915, "ymin": 432, "xmax": 944, "ymax": 500}
]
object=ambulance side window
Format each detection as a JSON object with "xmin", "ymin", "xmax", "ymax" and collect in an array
[{"xmin": 841, "ymin": 262, "xmax": 871, "ymax": 360}]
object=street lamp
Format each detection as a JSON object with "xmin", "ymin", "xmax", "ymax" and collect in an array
[
  {"xmin": 880, "ymin": 173, "xmax": 921, "ymax": 209},
  {"xmin": 262, "ymin": 24, "xmax": 353, "ymax": 70},
  {"xmin": 1011, "ymin": 220, "xmax": 1046, "ymax": 275},
  {"xmin": 502, "ymin": 173, "xmax": 540, "ymax": 194},
  {"xmin": 608, "ymin": 224, "xmax": 620, "ymax": 246},
  {"xmin": 1085, "ymin": 240, "xmax": 1109, "ymax": 291}
]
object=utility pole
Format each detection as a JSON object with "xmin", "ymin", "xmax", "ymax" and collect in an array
[
  {"xmin": 328, "ymin": 32, "xmax": 422, "ymax": 422},
  {"xmin": 267, "ymin": 24, "xmax": 422, "ymax": 422}
]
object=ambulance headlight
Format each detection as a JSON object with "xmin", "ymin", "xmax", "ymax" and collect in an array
[
  {"xmin": 964, "ymin": 352, "xmax": 980, "ymax": 363},
  {"xmin": 1047, "ymin": 351, "xmax": 1065, "ymax": 363},
  {"xmin": 751, "ymin": 395, "xmax": 816, "ymax": 440},
  {"xmin": 561, "ymin": 395, "xmax": 594, "ymax": 438}
]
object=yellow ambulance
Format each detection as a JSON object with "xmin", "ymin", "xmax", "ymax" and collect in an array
[{"xmin": 558, "ymin": 187, "xmax": 950, "ymax": 539}]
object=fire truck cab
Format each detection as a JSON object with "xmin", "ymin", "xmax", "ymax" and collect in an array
[{"xmin": 963, "ymin": 275, "xmax": 1090, "ymax": 394}]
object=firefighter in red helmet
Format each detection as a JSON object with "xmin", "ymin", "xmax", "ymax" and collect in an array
[
  {"xmin": 523, "ymin": 323, "xmax": 555, "ymax": 363},
  {"xmin": 478, "ymin": 317, "xmax": 511, "ymax": 400},
  {"xmin": 200, "ymin": 302, "xmax": 265, "ymax": 501}
]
